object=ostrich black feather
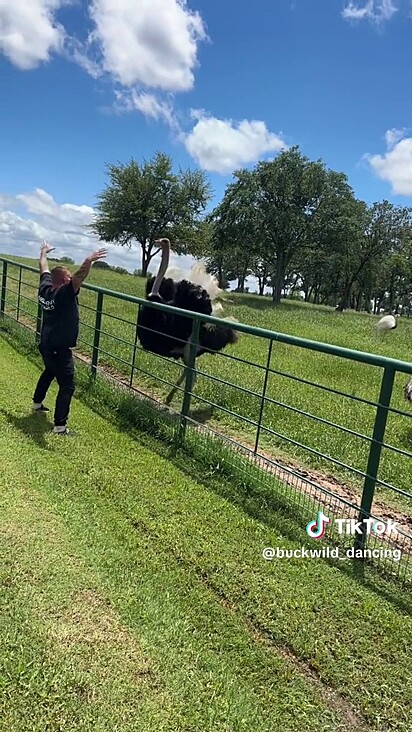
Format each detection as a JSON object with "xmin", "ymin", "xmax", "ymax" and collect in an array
[{"xmin": 137, "ymin": 274, "xmax": 238, "ymax": 360}]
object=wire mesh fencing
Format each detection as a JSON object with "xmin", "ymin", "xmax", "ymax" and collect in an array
[{"xmin": 1, "ymin": 256, "xmax": 411, "ymax": 585}]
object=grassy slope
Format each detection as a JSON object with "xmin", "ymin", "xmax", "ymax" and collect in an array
[
  {"xmin": 1, "ymin": 335, "xmax": 412, "ymax": 731},
  {"xmin": 2, "ymin": 255, "xmax": 412, "ymax": 514}
]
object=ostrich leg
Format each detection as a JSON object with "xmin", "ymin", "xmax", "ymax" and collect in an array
[
  {"xmin": 165, "ymin": 335, "xmax": 198, "ymax": 406},
  {"xmin": 165, "ymin": 364, "xmax": 188, "ymax": 406}
]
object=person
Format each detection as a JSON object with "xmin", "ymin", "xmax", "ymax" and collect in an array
[{"xmin": 32, "ymin": 240, "xmax": 107, "ymax": 434}]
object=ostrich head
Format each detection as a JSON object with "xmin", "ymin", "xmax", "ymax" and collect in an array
[{"xmin": 149, "ymin": 238, "xmax": 171, "ymax": 297}]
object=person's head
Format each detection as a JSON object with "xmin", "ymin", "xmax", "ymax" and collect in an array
[{"xmin": 50, "ymin": 266, "xmax": 71, "ymax": 289}]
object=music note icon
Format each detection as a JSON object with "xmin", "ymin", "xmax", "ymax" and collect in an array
[{"xmin": 306, "ymin": 511, "xmax": 331, "ymax": 539}]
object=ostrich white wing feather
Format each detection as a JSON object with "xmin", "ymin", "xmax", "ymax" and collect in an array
[{"xmin": 165, "ymin": 262, "xmax": 223, "ymax": 304}]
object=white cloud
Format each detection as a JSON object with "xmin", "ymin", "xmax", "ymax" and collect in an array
[
  {"xmin": 0, "ymin": 188, "xmax": 195, "ymax": 273},
  {"xmin": 64, "ymin": 36, "xmax": 103, "ymax": 79},
  {"xmin": 384, "ymin": 127, "xmax": 408, "ymax": 148},
  {"xmin": 182, "ymin": 112, "xmax": 287, "ymax": 174},
  {"xmin": 114, "ymin": 90, "xmax": 178, "ymax": 128},
  {"xmin": 0, "ymin": 0, "xmax": 207, "ymax": 96},
  {"xmin": 86, "ymin": 0, "xmax": 207, "ymax": 91},
  {"xmin": 366, "ymin": 130, "xmax": 412, "ymax": 196},
  {"xmin": 0, "ymin": 0, "xmax": 68, "ymax": 70},
  {"xmin": 16, "ymin": 188, "xmax": 94, "ymax": 224},
  {"xmin": 342, "ymin": 0, "xmax": 398, "ymax": 22}
]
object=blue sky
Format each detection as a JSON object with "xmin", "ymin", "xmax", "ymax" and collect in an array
[{"xmin": 1, "ymin": 0, "xmax": 411, "ymax": 275}]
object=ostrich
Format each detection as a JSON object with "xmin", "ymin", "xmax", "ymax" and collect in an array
[{"xmin": 136, "ymin": 238, "xmax": 238, "ymax": 404}]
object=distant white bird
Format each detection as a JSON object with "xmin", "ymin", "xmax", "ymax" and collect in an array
[
  {"xmin": 374, "ymin": 316, "xmax": 411, "ymax": 403},
  {"xmin": 376, "ymin": 314, "xmax": 398, "ymax": 333}
]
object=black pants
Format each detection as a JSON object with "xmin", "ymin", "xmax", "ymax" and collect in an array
[{"xmin": 33, "ymin": 345, "xmax": 75, "ymax": 426}]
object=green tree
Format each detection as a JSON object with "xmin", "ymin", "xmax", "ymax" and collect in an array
[
  {"xmin": 212, "ymin": 148, "xmax": 329, "ymax": 304},
  {"xmin": 368, "ymin": 216, "xmax": 412, "ymax": 313},
  {"xmin": 334, "ymin": 201, "xmax": 412, "ymax": 311},
  {"xmin": 93, "ymin": 260, "xmax": 111, "ymax": 269},
  {"xmin": 303, "ymin": 171, "xmax": 366, "ymax": 309},
  {"xmin": 134, "ymin": 268, "xmax": 153, "ymax": 278},
  {"xmin": 90, "ymin": 152, "xmax": 212, "ymax": 276},
  {"xmin": 254, "ymin": 148, "xmax": 328, "ymax": 303},
  {"xmin": 206, "ymin": 170, "xmax": 262, "ymax": 292}
]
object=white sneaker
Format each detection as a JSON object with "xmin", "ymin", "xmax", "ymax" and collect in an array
[{"xmin": 52, "ymin": 426, "xmax": 73, "ymax": 435}]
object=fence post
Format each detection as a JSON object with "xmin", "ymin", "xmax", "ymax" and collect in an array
[
  {"xmin": 177, "ymin": 317, "xmax": 200, "ymax": 444},
  {"xmin": 254, "ymin": 339, "xmax": 273, "ymax": 453},
  {"xmin": 91, "ymin": 290, "xmax": 104, "ymax": 377},
  {"xmin": 16, "ymin": 267, "xmax": 22, "ymax": 321},
  {"xmin": 354, "ymin": 365, "xmax": 395, "ymax": 552},
  {"xmin": 0, "ymin": 260, "xmax": 8, "ymax": 316},
  {"xmin": 130, "ymin": 304, "xmax": 141, "ymax": 387}
]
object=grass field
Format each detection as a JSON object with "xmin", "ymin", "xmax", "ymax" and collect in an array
[
  {"xmin": 1, "ymin": 335, "xmax": 412, "ymax": 731},
  {"xmin": 2, "ymin": 254, "xmax": 412, "ymax": 518}
]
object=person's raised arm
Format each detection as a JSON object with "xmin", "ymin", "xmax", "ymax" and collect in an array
[
  {"xmin": 71, "ymin": 248, "xmax": 108, "ymax": 294},
  {"xmin": 39, "ymin": 241, "xmax": 55, "ymax": 275}
]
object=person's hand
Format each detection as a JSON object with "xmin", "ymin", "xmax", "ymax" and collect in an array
[
  {"xmin": 88, "ymin": 247, "xmax": 108, "ymax": 263},
  {"xmin": 40, "ymin": 240, "xmax": 55, "ymax": 255}
]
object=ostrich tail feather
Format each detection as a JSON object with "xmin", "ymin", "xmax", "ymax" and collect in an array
[{"xmin": 189, "ymin": 263, "xmax": 222, "ymax": 303}]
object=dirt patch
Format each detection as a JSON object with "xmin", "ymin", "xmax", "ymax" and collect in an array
[{"xmin": 45, "ymin": 587, "xmax": 155, "ymax": 684}]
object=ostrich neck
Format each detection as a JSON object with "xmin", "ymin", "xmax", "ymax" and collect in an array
[{"xmin": 150, "ymin": 244, "xmax": 170, "ymax": 296}]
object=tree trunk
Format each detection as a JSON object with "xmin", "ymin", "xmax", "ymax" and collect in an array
[
  {"xmin": 218, "ymin": 262, "xmax": 224, "ymax": 289},
  {"xmin": 336, "ymin": 277, "xmax": 355, "ymax": 312},
  {"xmin": 141, "ymin": 244, "xmax": 150, "ymax": 277},
  {"xmin": 257, "ymin": 268, "xmax": 268, "ymax": 296},
  {"xmin": 272, "ymin": 256, "xmax": 286, "ymax": 304},
  {"xmin": 388, "ymin": 273, "xmax": 396, "ymax": 312}
]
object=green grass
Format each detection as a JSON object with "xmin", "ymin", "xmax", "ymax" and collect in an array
[
  {"xmin": 2, "ymin": 254, "xmax": 412, "ymax": 517},
  {"xmin": 1, "ymin": 335, "xmax": 412, "ymax": 730}
]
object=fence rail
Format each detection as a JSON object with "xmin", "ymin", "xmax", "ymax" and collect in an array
[{"xmin": 1, "ymin": 256, "xmax": 412, "ymax": 582}]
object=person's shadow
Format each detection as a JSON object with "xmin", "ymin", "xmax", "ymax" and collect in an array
[{"xmin": 0, "ymin": 408, "xmax": 52, "ymax": 450}]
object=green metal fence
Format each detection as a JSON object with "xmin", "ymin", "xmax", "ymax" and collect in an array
[{"xmin": 1, "ymin": 256, "xmax": 412, "ymax": 584}]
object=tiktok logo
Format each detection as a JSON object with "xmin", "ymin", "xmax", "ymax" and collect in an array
[{"xmin": 306, "ymin": 511, "xmax": 331, "ymax": 539}]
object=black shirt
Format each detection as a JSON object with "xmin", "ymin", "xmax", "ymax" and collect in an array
[{"xmin": 38, "ymin": 272, "xmax": 79, "ymax": 349}]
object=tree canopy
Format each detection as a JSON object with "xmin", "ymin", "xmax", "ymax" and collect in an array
[
  {"xmin": 205, "ymin": 147, "xmax": 412, "ymax": 312},
  {"xmin": 91, "ymin": 147, "xmax": 412, "ymax": 313},
  {"xmin": 90, "ymin": 152, "xmax": 212, "ymax": 276}
]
